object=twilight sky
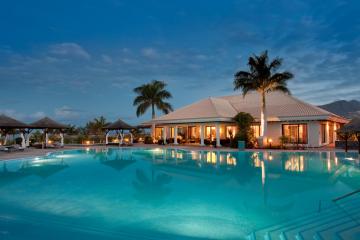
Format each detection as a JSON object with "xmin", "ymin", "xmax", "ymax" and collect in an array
[{"xmin": 0, "ymin": 0, "xmax": 359, "ymax": 125}]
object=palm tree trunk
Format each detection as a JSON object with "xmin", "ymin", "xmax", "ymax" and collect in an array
[
  {"xmin": 260, "ymin": 91, "xmax": 267, "ymax": 138},
  {"xmin": 151, "ymin": 104, "xmax": 156, "ymax": 139},
  {"xmin": 151, "ymin": 104, "xmax": 155, "ymax": 119}
]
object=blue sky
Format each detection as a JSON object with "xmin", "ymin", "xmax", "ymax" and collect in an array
[{"xmin": 0, "ymin": 0, "xmax": 359, "ymax": 125}]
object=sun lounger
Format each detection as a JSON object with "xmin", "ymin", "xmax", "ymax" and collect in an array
[
  {"xmin": 9, "ymin": 144, "xmax": 25, "ymax": 151},
  {"xmin": 0, "ymin": 146, "xmax": 10, "ymax": 152}
]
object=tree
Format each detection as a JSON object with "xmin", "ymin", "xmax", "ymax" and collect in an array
[
  {"xmin": 234, "ymin": 51, "xmax": 293, "ymax": 145},
  {"xmin": 232, "ymin": 112, "xmax": 256, "ymax": 148},
  {"xmin": 133, "ymin": 80, "xmax": 173, "ymax": 119},
  {"xmin": 85, "ymin": 116, "xmax": 108, "ymax": 136}
]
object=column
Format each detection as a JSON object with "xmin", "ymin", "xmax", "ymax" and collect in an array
[
  {"xmin": 25, "ymin": 131, "xmax": 31, "ymax": 147},
  {"xmin": 215, "ymin": 123, "xmax": 221, "ymax": 147},
  {"xmin": 163, "ymin": 126, "xmax": 167, "ymax": 144},
  {"xmin": 200, "ymin": 124, "xmax": 205, "ymax": 146},
  {"xmin": 105, "ymin": 131, "xmax": 109, "ymax": 145},
  {"xmin": 130, "ymin": 133, "xmax": 133, "ymax": 144},
  {"xmin": 60, "ymin": 132, "xmax": 64, "ymax": 147},
  {"xmin": 20, "ymin": 132, "xmax": 26, "ymax": 148},
  {"xmin": 44, "ymin": 130, "xmax": 48, "ymax": 148},
  {"xmin": 119, "ymin": 131, "xmax": 124, "ymax": 145},
  {"xmin": 151, "ymin": 123, "xmax": 156, "ymax": 139},
  {"xmin": 174, "ymin": 126, "xmax": 178, "ymax": 144},
  {"xmin": 3, "ymin": 134, "xmax": 8, "ymax": 145}
]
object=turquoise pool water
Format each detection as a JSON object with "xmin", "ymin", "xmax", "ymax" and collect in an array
[{"xmin": 0, "ymin": 148, "xmax": 359, "ymax": 239}]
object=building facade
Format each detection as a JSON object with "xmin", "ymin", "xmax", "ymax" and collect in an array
[{"xmin": 146, "ymin": 92, "xmax": 348, "ymax": 148}]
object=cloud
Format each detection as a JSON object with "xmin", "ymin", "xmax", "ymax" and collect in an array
[
  {"xmin": 54, "ymin": 106, "xmax": 81, "ymax": 120},
  {"xmin": 49, "ymin": 43, "xmax": 91, "ymax": 60},
  {"xmin": 141, "ymin": 48, "xmax": 158, "ymax": 58},
  {"xmin": 101, "ymin": 54, "xmax": 113, "ymax": 64},
  {"xmin": 31, "ymin": 111, "xmax": 46, "ymax": 119}
]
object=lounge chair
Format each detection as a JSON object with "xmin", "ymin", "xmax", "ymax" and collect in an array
[
  {"xmin": 10, "ymin": 144, "xmax": 25, "ymax": 151},
  {"xmin": 0, "ymin": 146, "xmax": 10, "ymax": 152}
]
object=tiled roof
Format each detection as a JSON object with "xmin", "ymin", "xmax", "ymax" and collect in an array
[{"xmin": 150, "ymin": 92, "xmax": 348, "ymax": 124}]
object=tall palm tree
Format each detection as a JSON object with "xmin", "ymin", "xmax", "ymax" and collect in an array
[
  {"xmin": 133, "ymin": 80, "xmax": 173, "ymax": 119},
  {"xmin": 233, "ymin": 51, "xmax": 294, "ymax": 144}
]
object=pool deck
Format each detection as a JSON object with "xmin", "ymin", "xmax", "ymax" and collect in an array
[{"xmin": 0, "ymin": 143, "xmax": 357, "ymax": 160}]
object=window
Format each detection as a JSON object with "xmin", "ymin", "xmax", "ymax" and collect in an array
[
  {"xmin": 226, "ymin": 126, "xmax": 236, "ymax": 138},
  {"xmin": 251, "ymin": 125, "xmax": 261, "ymax": 138},
  {"xmin": 205, "ymin": 126, "xmax": 215, "ymax": 140},
  {"xmin": 282, "ymin": 124, "xmax": 308, "ymax": 144}
]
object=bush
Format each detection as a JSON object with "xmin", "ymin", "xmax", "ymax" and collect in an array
[
  {"xmin": 279, "ymin": 136, "xmax": 289, "ymax": 149},
  {"xmin": 220, "ymin": 138, "xmax": 231, "ymax": 147},
  {"xmin": 144, "ymin": 136, "xmax": 154, "ymax": 144},
  {"xmin": 232, "ymin": 112, "xmax": 256, "ymax": 148},
  {"xmin": 15, "ymin": 137, "xmax": 22, "ymax": 145},
  {"xmin": 157, "ymin": 139, "xmax": 164, "ymax": 145}
]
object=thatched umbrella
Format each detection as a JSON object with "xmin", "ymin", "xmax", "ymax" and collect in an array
[
  {"xmin": 0, "ymin": 114, "xmax": 28, "ymax": 146},
  {"xmin": 337, "ymin": 117, "xmax": 360, "ymax": 153},
  {"xmin": 29, "ymin": 117, "xmax": 68, "ymax": 148},
  {"xmin": 103, "ymin": 119, "xmax": 134, "ymax": 145}
]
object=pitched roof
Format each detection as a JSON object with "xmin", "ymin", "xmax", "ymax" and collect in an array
[
  {"xmin": 338, "ymin": 117, "xmax": 360, "ymax": 133},
  {"xmin": 104, "ymin": 119, "xmax": 134, "ymax": 130},
  {"xmin": 30, "ymin": 117, "xmax": 68, "ymax": 129},
  {"xmin": 149, "ymin": 92, "xmax": 348, "ymax": 124},
  {"xmin": 0, "ymin": 114, "xmax": 28, "ymax": 128}
]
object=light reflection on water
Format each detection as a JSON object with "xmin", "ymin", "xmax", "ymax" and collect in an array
[{"xmin": 0, "ymin": 148, "xmax": 360, "ymax": 239}]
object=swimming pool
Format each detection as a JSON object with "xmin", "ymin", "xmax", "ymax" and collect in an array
[{"xmin": 0, "ymin": 148, "xmax": 359, "ymax": 239}]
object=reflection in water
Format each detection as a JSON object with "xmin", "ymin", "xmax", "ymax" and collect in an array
[
  {"xmin": 95, "ymin": 148, "xmax": 136, "ymax": 172},
  {"xmin": 132, "ymin": 168, "xmax": 172, "ymax": 205},
  {"xmin": 20, "ymin": 158, "xmax": 68, "ymax": 179},
  {"xmin": 0, "ymin": 162, "xmax": 30, "ymax": 188},
  {"xmin": 284, "ymin": 155, "xmax": 304, "ymax": 172}
]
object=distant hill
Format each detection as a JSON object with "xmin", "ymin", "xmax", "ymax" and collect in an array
[{"xmin": 319, "ymin": 100, "xmax": 360, "ymax": 119}]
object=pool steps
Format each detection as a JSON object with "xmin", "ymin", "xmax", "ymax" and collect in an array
[{"xmin": 248, "ymin": 194, "xmax": 360, "ymax": 240}]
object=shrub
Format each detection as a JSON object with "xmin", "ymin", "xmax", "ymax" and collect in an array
[
  {"xmin": 15, "ymin": 137, "xmax": 22, "ymax": 145},
  {"xmin": 279, "ymin": 136, "xmax": 289, "ymax": 149},
  {"xmin": 144, "ymin": 136, "xmax": 154, "ymax": 144},
  {"xmin": 232, "ymin": 112, "xmax": 256, "ymax": 148}
]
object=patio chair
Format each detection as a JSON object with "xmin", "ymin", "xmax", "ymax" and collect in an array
[
  {"xmin": 0, "ymin": 146, "xmax": 10, "ymax": 153},
  {"xmin": 10, "ymin": 144, "xmax": 25, "ymax": 151}
]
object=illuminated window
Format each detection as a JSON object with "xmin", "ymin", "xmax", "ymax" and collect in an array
[
  {"xmin": 188, "ymin": 126, "xmax": 199, "ymax": 139},
  {"xmin": 282, "ymin": 124, "xmax": 308, "ymax": 144},
  {"xmin": 205, "ymin": 126, "xmax": 216, "ymax": 140},
  {"xmin": 251, "ymin": 125, "xmax": 261, "ymax": 138},
  {"xmin": 284, "ymin": 155, "xmax": 304, "ymax": 172},
  {"xmin": 155, "ymin": 127, "xmax": 163, "ymax": 140},
  {"xmin": 226, "ymin": 126, "xmax": 236, "ymax": 138}
]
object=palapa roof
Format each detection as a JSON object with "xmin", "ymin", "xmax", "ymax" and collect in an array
[
  {"xmin": 104, "ymin": 119, "xmax": 134, "ymax": 130},
  {"xmin": 338, "ymin": 117, "xmax": 360, "ymax": 133},
  {"xmin": 149, "ymin": 92, "xmax": 348, "ymax": 124},
  {"xmin": 29, "ymin": 117, "xmax": 68, "ymax": 129},
  {"xmin": 0, "ymin": 114, "xmax": 28, "ymax": 128}
]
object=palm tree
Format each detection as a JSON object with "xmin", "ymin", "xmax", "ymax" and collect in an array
[
  {"xmin": 234, "ymin": 51, "xmax": 293, "ymax": 144},
  {"xmin": 133, "ymin": 80, "xmax": 173, "ymax": 119}
]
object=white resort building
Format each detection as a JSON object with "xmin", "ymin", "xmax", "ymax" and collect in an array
[{"xmin": 147, "ymin": 92, "xmax": 348, "ymax": 148}]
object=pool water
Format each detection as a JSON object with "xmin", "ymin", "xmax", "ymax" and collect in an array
[{"xmin": 0, "ymin": 148, "xmax": 359, "ymax": 239}]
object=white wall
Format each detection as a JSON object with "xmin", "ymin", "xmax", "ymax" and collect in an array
[
  {"xmin": 267, "ymin": 122, "xmax": 283, "ymax": 145},
  {"xmin": 266, "ymin": 121, "xmax": 325, "ymax": 148}
]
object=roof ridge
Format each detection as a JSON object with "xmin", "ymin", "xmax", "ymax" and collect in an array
[{"xmin": 209, "ymin": 97, "xmax": 237, "ymax": 117}]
